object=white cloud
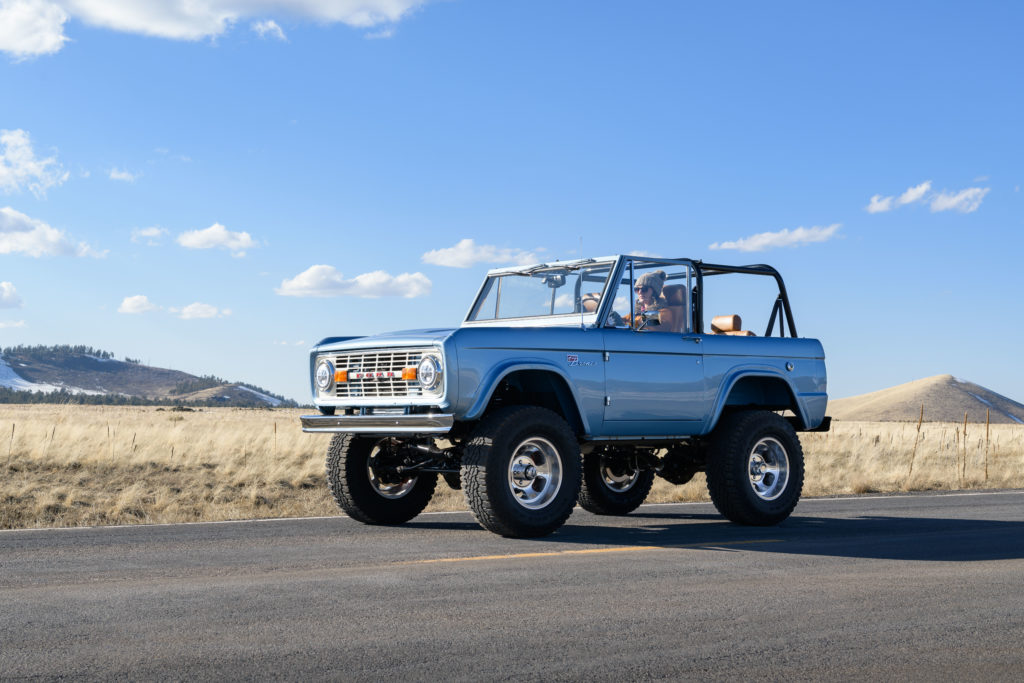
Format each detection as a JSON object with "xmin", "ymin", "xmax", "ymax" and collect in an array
[
  {"xmin": 117, "ymin": 294, "xmax": 158, "ymax": 314},
  {"xmin": 252, "ymin": 19, "xmax": 286, "ymax": 40},
  {"xmin": 277, "ymin": 264, "xmax": 431, "ymax": 298},
  {"xmin": 865, "ymin": 194, "xmax": 894, "ymax": 214},
  {"xmin": 0, "ymin": 0, "xmax": 69, "ymax": 59},
  {"xmin": 365, "ymin": 27, "xmax": 394, "ymax": 39},
  {"xmin": 131, "ymin": 226, "xmax": 166, "ymax": 245},
  {"xmin": 0, "ymin": 319, "xmax": 26, "ymax": 328},
  {"xmin": 0, "ymin": 128, "xmax": 68, "ymax": 197},
  {"xmin": 866, "ymin": 180, "xmax": 932, "ymax": 214},
  {"xmin": 0, "ymin": 205, "xmax": 104, "ymax": 257},
  {"xmin": 709, "ymin": 224, "xmax": 842, "ymax": 252},
  {"xmin": 109, "ymin": 167, "xmax": 138, "ymax": 182},
  {"xmin": 866, "ymin": 180, "xmax": 989, "ymax": 214},
  {"xmin": 177, "ymin": 222, "xmax": 256, "ymax": 256},
  {"xmin": 0, "ymin": 281, "xmax": 22, "ymax": 308},
  {"xmin": 930, "ymin": 187, "xmax": 990, "ymax": 213},
  {"xmin": 171, "ymin": 302, "xmax": 231, "ymax": 319},
  {"xmin": 898, "ymin": 180, "xmax": 932, "ymax": 206},
  {"xmin": 1, "ymin": 1, "xmax": 424, "ymax": 57},
  {"xmin": 422, "ymin": 238, "xmax": 540, "ymax": 268}
]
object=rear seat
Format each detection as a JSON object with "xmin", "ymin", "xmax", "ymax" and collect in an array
[{"xmin": 710, "ymin": 314, "xmax": 755, "ymax": 336}]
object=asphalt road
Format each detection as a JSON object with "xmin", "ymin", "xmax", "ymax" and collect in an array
[{"xmin": 3, "ymin": 490, "xmax": 1024, "ymax": 681}]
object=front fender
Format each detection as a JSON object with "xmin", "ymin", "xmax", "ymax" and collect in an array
[{"xmin": 462, "ymin": 359, "xmax": 592, "ymax": 433}]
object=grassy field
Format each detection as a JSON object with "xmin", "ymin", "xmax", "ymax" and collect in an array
[{"xmin": 2, "ymin": 404, "xmax": 1022, "ymax": 529}]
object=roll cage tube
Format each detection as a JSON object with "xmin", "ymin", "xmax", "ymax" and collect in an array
[{"xmin": 691, "ymin": 262, "xmax": 799, "ymax": 338}]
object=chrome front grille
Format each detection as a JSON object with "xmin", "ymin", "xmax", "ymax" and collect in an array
[{"xmin": 334, "ymin": 348, "xmax": 428, "ymax": 399}]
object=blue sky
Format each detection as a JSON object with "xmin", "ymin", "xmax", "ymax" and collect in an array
[{"xmin": 1, "ymin": 1, "xmax": 1022, "ymax": 403}]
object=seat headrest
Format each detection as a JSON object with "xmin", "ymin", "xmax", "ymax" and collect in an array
[
  {"xmin": 581, "ymin": 293, "xmax": 601, "ymax": 313},
  {"xmin": 662, "ymin": 284, "xmax": 686, "ymax": 306},
  {"xmin": 711, "ymin": 314, "xmax": 742, "ymax": 333}
]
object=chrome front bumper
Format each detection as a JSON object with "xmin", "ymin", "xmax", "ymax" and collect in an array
[{"xmin": 300, "ymin": 413, "xmax": 455, "ymax": 434}]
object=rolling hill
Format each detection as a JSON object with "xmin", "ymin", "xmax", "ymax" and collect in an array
[
  {"xmin": 0, "ymin": 345, "xmax": 294, "ymax": 407},
  {"xmin": 828, "ymin": 374, "xmax": 1024, "ymax": 424}
]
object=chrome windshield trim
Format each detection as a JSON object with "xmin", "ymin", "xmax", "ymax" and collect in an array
[{"xmin": 300, "ymin": 413, "xmax": 454, "ymax": 434}]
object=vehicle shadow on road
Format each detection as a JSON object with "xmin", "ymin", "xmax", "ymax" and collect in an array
[{"xmin": 542, "ymin": 513, "xmax": 1024, "ymax": 563}]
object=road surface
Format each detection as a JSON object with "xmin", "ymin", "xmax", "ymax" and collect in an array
[{"xmin": 3, "ymin": 490, "xmax": 1024, "ymax": 680}]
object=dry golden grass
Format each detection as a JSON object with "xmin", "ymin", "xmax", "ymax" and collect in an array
[{"xmin": 2, "ymin": 405, "xmax": 1022, "ymax": 529}]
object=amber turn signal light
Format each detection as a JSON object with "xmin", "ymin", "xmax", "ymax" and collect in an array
[
  {"xmin": 401, "ymin": 367, "xmax": 418, "ymax": 381},
  {"xmin": 334, "ymin": 370, "xmax": 348, "ymax": 383}
]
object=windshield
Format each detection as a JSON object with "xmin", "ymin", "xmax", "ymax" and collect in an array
[{"xmin": 467, "ymin": 262, "xmax": 614, "ymax": 322}]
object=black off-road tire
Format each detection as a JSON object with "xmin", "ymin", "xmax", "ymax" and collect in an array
[
  {"xmin": 578, "ymin": 451, "xmax": 654, "ymax": 515},
  {"xmin": 461, "ymin": 406, "xmax": 581, "ymax": 538},
  {"xmin": 705, "ymin": 411, "xmax": 804, "ymax": 526},
  {"xmin": 326, "ymin": 434, "xmax": 437, "ymax": 525}
]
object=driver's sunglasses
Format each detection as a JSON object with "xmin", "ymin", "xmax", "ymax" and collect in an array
[{"xmin": 634, "ymin": 285, "xmax": 650, "ymax": 293}]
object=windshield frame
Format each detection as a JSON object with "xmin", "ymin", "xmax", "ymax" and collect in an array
[{"xmin": 462, "ymin": 257, "xmax": 619, "ymax": 327}]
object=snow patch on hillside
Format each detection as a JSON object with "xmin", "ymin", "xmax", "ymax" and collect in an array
[
  {"xmin": 0, "ymin": 357, "xmax": 106, "ymax": 395},
  {"xmin": 236, "ymin": 385, "xmax": 283, "ymax": 406}
]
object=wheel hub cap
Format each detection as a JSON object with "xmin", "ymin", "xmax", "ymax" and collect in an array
[
  {"xmin": 748, "ymin": 437, "xmax": 790, "ymax": 501},
  {"xmin": 507, "ymin": 438, "xmax": 562, "ymax": 510}
]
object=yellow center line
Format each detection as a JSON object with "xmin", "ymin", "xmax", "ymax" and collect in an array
[{"xmin": 399, "ymin": 539, "xmax": 784, "ymax": 565}]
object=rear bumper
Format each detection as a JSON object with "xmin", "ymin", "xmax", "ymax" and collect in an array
[{"xmin": 300, "ymin": 413, "xmax": 455, "ymax": 434}]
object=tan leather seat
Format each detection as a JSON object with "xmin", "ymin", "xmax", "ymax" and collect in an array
[
  {"xmin": 710, "ymin": 314, "xmax": 755, "ymax": 336},
  {"xmin": 582, "ymin": 293, "xmax": 601, "ymax": 313},
  {"xmin": 658, "ymin": 284, "xmax": 688, "ymax": 333}
]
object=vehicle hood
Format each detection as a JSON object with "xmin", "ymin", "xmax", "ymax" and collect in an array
[{"xmin": 313, "ymin": 328, "xmax": 457, "ymax": 352}]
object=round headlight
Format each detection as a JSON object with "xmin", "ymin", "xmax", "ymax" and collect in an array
[
  {"xmin": 417, "ymin": 356, "xmax": 441, "ymax": 390},
  {"xmin": 315, "ymin": 359, "xmax": 334, "ymax": 391}
]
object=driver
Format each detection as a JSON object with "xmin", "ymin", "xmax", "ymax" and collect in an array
[{"xmin": 635, "ymin": 270, "xmax": 668, "ymax": 316}]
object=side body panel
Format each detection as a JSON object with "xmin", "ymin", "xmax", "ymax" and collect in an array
[
  {"xmin": 700, "ymin": 335, "xmax": 828, "ymax": 432},
  {"xmin": 600, "ymin": 329, "xmax": 707, "ymax": 436}
]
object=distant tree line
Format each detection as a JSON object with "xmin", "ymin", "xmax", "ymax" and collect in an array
[{"xmin": 2, "ymin": 345, "xmax": 115, "ymax": 361}]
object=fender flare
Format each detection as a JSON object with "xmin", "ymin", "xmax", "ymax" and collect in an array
[
  {"xmin": 463, "ymin": 360, "xmax": 592, "ymax": 433},
  {"xmin": 703, "ymin": 366, "xmax": 808, "ymax": 433}
]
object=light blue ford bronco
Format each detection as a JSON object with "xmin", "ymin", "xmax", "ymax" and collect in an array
[{"xmin": 301, "ymin": 255, "xmax": 829, "ymax": 538}]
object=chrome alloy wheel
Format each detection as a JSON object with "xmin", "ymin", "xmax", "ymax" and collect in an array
[
  {"xmin": 600, "ymin": 459, "xmax": 640, "ymax": 493},
  {"xmin": 507, "ymin": 437, "xmax": 563, "ymax": 510},
  {"xmin": 748, "ymin": 437, "xmax": 790, "ymax": 501},
  {"xmin": 367, "ymin": 441, "xmax": 418, "ymax": 499}
]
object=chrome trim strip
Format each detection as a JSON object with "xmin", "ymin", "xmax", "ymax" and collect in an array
[{"xmin": 300, "ymin": 413, "xmax": 455, "ymax": 434}]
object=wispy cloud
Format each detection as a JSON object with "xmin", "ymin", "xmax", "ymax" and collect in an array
[
  {"xmin": 0, "ymin": 206, "xmax": 105, "ymax": 257},
  {"xmin": 709, "ymin": 224, "xmax": 841, "ymax": 252},
  {"xmin": 171, "ymin": 302, "xmax": 231, "ymax": 319},
  {"xmin": 0, "ymin": 320, "xmax": 26, "ymax": 328},
  {"xmin": 277, "ymin": 265, "xmax": 431, "ymax": 298},
  {"xmin": 117, "ymin": 294, "xmax": 158, "ymax": 314},
  {"xmin": 130, "ymin": 226, "xmax": 167, "ymax": 245},
  {"xmin": 1, "ymin": 281, "xmax": 22, "ymax": 308},
  {"xmin": 422, "ymin": 238, "xmax": 540, "ymax": 268},
  {"xmin": 930, "ymin": 187, "xmax": 990, "ymax": 213},
  {"xmin": 1, "ymin": 1, "xmax": 425, "ymax": 58},
  {"xmin": 252, "ymin": 19, "xmax": 286, "ymax": 41},
  {"xmin": 0, "ymin": 128, "xmax": 68, "ymax": 197},
  {"xmin": 177, "ymin": 223, "xmax": 256, "ymax": 257},
  {"xmin": 109, "ymin": 167, "xmax": 139, "ymax": 183},
  {"xmin": 866, "ymin": 180, "xmax": 989, "ymax": 214}
]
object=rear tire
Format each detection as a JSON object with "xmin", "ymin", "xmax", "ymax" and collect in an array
[
  {"xmin": 326, "ymin": 434, "xmax": 437, "ymax": 525},
  {"xmin": 462, "ymin": 406, "xmax": 581, "ymax": 538},
  {"xmin": 578, "ymin": 449, "xmax": 654, "ymax": 515},
  {"xmin": 705, "ymin": 411, "xmax": 804, "ymax": 526}
]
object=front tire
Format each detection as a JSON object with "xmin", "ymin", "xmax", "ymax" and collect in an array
[
  {"xmin": 705, "ymin": 411, "xmax": 804, "ymax": 526},
  {"xmin": 462, "ymin": 406, "xmax": 581, "ymax": 538},
  {"xmin": 578, "ymin": 449, "xmax": 654, "ymax": 515},
  {"xmin": 326, "ymin": 434, "xmax": 437, "ymax": 525}
]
